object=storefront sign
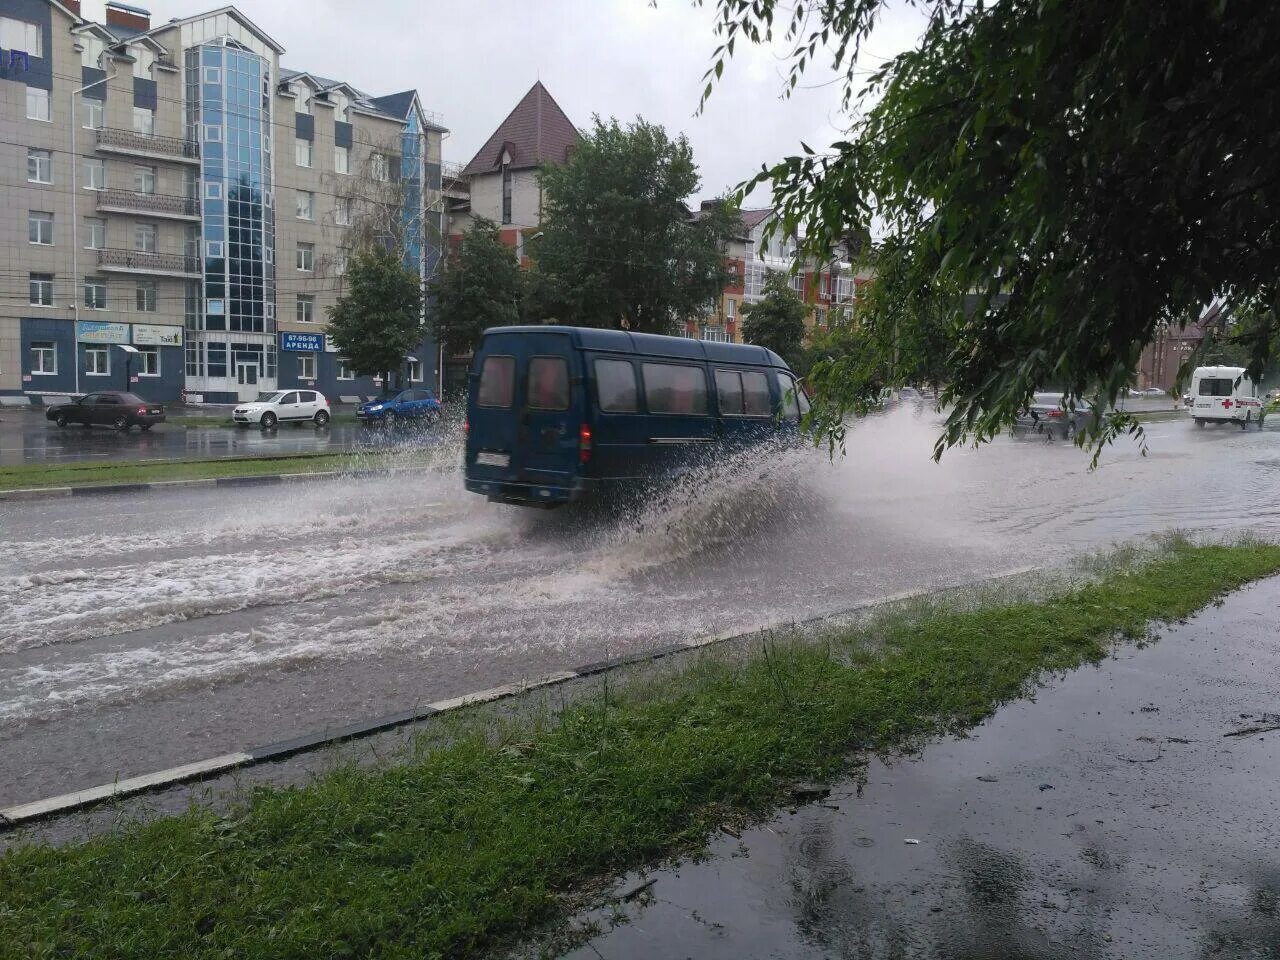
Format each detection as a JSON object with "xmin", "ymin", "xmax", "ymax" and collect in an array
[
  {"xmin": 133, "ymin": 324, "xmax": 183, "ymax": 347},
  {"xmin": 77, "ymin": 321, "xmax": 130, "ymax": 344},
  {"xmin": 281, "ymin": 332, "xmax": 324, "ymax": 352}
]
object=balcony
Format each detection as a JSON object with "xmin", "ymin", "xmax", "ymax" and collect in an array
[
  {"xmin": 96, "ymin": 127, "xmax": 200, "ymax": 164},
  {"xmin": 96, "ymin": 188, "xmax": 200, "ymax": 221},
  {"xmin": 98, "ymin": 248, "xmax": 201, "ymax": 279}
]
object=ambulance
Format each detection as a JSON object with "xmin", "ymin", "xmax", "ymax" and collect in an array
[{"xmin": 1188, "ymin": 366, "xmax": 1264, "ymax": 428}]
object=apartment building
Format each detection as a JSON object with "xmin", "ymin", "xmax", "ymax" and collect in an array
[{"xmin": 1, "ymin": 1, "xmax": 444, "ymax": 404}]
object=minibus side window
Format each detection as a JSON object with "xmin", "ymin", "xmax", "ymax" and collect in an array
[
  {"xmin": 527, "ymin": 356, "xmax": 569, "ymax": 410},
  {"xmin": 595, "ymin": 359, "xmax": 638, "ymax": 412},
  {"xmin": 776, "ymin": 372, "xmax": 805, "ymax": 420},
  {"xmin": 714, "ymin": 369, "xmax": 744, "ymax": 415},
  {"xmin": 741, "ymin": 372, "xmax": 772, "ymax": 417},
  {"xmin": 477, "ymin": 355, "xmax": 515, "ymax": 408},
  {"xmin": 643, "ymin": 363, "xmax": 708, "ymax": 415}
]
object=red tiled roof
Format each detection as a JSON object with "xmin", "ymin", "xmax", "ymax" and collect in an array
[{"xmin": 462, "ymin": 81, "xmax": 579, "ymax": 176}]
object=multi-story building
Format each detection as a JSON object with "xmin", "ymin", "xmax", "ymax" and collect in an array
[
  {"xmin": 1, "ymin": 1, "xmax": 445, "ymax": 405},
  {"xmin": 688, "ymin": 205, "xmax": 872, "ymax": 344}
]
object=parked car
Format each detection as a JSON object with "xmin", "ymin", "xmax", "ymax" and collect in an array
[
  {"xmin": 1013, "ymin": 392, "xmax": 1098, "ymax": 440},
  {"xmin": 357, "ymin": 388, "xmax": 442, "ymax": 426},
  {"xmin": 45, "ymin": 391, "xmax": 165, "ymax": 432},
  {"xmin": 233, "ymin": 390, "xmax": 330, "ymax": 429}
]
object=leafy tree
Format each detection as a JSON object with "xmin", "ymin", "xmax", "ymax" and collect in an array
[
  {"xmin": 326, "ymin": 245, "xmax": 422, "ymax": 388},
  {"xmin": 428, "ymin": 218, "xmax": 523, "ymax": 357},
  {"xmin": 699, "ymin": 0, "xmax": 1280, "ymax": 454},
  {"xmin": 530, "ymin": 116, "xmax": 737, "ymax": 334},
  {"xmin": 741, "ymin": 271, "xmax": 808, "ymax": 368}
]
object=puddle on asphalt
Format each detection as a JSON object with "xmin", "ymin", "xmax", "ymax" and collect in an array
[{"xmin": 550, "ymin": 577, "xmax": 1280, "ymax": 959}]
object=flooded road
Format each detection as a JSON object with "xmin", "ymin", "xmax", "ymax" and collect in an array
[
  {"xmin": 557, "ymin": 572, "xmax": 1280, "ymax": 960},
  {"xmin": 2, "ymin": 405, "xmax": 1278, "ymax": 805}
]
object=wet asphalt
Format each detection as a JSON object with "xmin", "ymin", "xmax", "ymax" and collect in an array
[
  {"xmin": 2, "ymin": 403, "xmax": 1278, "ymax": 809},
  {"xmin": 558, "ymin": 576, "xmax": 1280, "ymax": 960},
  {"xmin": 0, "ymin": 407, "xmax": 401, "ymax": 465}
]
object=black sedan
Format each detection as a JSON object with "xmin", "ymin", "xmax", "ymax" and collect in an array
[
  {"xmin": 1013, "ymin": 392, "xmax": 1100, "ymax": 440},
  {"xmin": 46, "ymin": 391, "xmax": 166, "ymax": 432}
]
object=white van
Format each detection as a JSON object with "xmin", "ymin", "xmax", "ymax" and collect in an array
[{"xmin": 1188, "ymin": 366, "xmax": 1264, "ymax": 428}]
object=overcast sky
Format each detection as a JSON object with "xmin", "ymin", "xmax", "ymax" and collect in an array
[{"xmin": 83, "ymin": 0, "xmax": 927, "ymax": 203}]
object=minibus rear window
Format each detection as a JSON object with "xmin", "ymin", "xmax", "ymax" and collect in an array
[
  {"xmin": 595, "ymin": 359, "xmax": 638, "ymax": 412},
  {"xmin": 643, "ymin": 363, "xmax": 708, "ymax": 415},
  {"xmin": 777, "ymin": 372, "xmax": 809, "ymax": 420},
  {"xmin": 1198, "ymin": 377, "xmax": 1235, "ymax": 397},
  {"xmin": 528, "ymin": 356, "xmax": 570, "ymax": 410},
  {"xmin": 477, "ymin": 355, "xmax": 515, "ymax": 408}
]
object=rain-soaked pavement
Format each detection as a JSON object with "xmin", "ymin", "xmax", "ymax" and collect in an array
[
  {"xmin": 1, "ymin": 403, "xmax": 1278, "ymax": 808},
  {"xmin": 557, "ymin": 575, "xmax": 1280, "ymax": 960},
  {"xmin": 0, "ymin": 408, "xmax": 401, "ymax": 465}
]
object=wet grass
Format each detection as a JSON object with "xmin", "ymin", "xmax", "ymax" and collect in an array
[
  {"xmin": 0, "ymin": 452, "xmax": 399, "ymax": 491},
  {"xmin": 3, "ymin": 541, "xmax": 1280, "ymax": 959}
]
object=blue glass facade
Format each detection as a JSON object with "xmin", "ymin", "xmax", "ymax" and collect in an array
[
  {"xmin": 401, "ymin": 112, "xmax": 424, "ymax": 276},
  {"xmin": 184, "ymin": 41, "xmax": 277, "ymax": 398}
]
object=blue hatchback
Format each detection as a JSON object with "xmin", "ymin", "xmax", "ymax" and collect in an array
[{"xmin": 357, "ymin": 388, "xmax": 442, "ymax": 425}]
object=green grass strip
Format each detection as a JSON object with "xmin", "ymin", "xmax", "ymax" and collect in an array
[
  {"xmin": 3, "ymin": 541, "xmax": 1279, "ymax": 959},
  {"xmin": 0, "ymin": 452, "xmax": 398, "ymax": 491}
]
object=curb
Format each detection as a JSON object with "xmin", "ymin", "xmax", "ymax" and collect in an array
[
  {"xmin": 0, "ymin": 566, "xmax": 1040, "ymax": 830},
  {"xmin": 0, "ymin": 466, "xmax": 421, "ymax": 502}
]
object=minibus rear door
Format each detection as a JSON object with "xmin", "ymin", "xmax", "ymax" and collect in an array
[{"xmin": 517, "ymin": 334, "xmax": 581, "ymax": 487}]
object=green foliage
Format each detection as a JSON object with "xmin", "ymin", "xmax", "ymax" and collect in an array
[
  {"xmin": 530, "ymin": 116, "xmax": 737, "ymax": 334},
  {"xmin": 427, "ymin": 218, "xmax": 523, "ymax": 356},
  {"xmin": 700, "ymin": 0, "xmax": 1280, "ymax": 457},
  {"xmin": 740, "ymin": 270, "xmax": 807, "ymax": 368},
  {"xmin": 326, "ymin": 245, "xmax": 423, "ymax": 383},
  {"xmin": 3, "ymin": 542, "xmax": 1278, "ymax": 958}
]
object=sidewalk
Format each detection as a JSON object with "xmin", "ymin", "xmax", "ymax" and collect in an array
[{"xmin": 557, "ymin": 575, "xmax": 1280, "ymax": 959}]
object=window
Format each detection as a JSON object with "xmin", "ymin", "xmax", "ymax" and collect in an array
[
  {"xmin": 134, "ymin": 166, "xmax": 157, "ymax": 195},
  {"xmin": 1, "ymin": 17, "xmax": 43, "ymax": 57},
  {"xmin": 501, "ymin": 164, "xmax": 513, "ymax": 224},
  {"xmin": 292, "ymin": 84, "xmax": 311, "ymax": 115},
  {"xmin": 336, "ymin": 357, "xmax": 353, "ymax": 380},
  {"xmin": 745, "ymin": 262, "xmax": 765, "ymax": 298},
  {"xmin": 335, "ymin": 197, "xmax": 351, "ymax": 225},
  {"xmin": 776, "ymin": 372, "xmax": 809, "ymax": 419},
  {"xmin": 334, "ymin": 145, "xmax": 350, "ymax": 174},
  {"xmin": 29, "ymin": 211, "xmax": 53, "ymax": 245},
  {"xmin": 137, "ymin": 347, "xmax": 160, "ymax": 376},
  {"xmin": 1198, "ymin": 377, "xmax": 1237, "ymax": 397},
  {"xmin": 407, "ymin": 358, "xmax": 422, "ymax": 382},
  {"xmin": 725, "ymin": 299, "xmax": 737, "ymax": 321},
  {"xmin": 135, "ymin": 223, "xmax": 157, "ymax": 253},
  {"xmin": 81, "ymin": 34, "xmax": 106, "ymax": 68},
  {"xmin": 184, "ymin": 224, "xmax": 199, "ymax": 258},
  {"xmin": 136, "ymin": 280, "xmax": 157, "ymax": 312},
  {"xmin": 84, "ymin": 276, "xmax": 107, "ymax": 310},
  {"xmin": 332, "ymin": 91, "xmax": 350, "ymax": 122},
  {"xmin": 702, "ymin": 325, "xmax": 729, "ymax": 343},
  {"xmin": 295, "ymin": 138, "xmax": 313, "ymax": 168},
  {"xmin": 477, "ymin": 355, "xmax": 515, "ymax": 408},
  {"xmin": 741, "ymin": 371, "xmax": 772, "ymax": 416},
  {"xmin": 84, "ymin": 159, "xmax": 106, "ymax": 191},
  {"xmin": 85, "ymin": 217, "xmax": 106, "ymax": 249},
  {"xmin": 85, "ymin": 347, "xmax": 110, "ymax": 376},
  {"xmin": 298, "ymin": 352, "xmax": 316, "ymax": 380},
  {"xmin": 203, "ymin": 124, "xmax": 221, "ymax": 143},
  {"xmin": 527, "ymin": 357, "xmax": 569, "ymax": 410},
  {"xmin": 790, "ymin": 272, "xmax": 805, "ymax": 294},
  {"xmin": 203, "ymin": 65, "xmax": 220, "ymax": 83},
  {"xmin": 26, "ymin": 86, "xmax": 50, "ymax": 122},
  {"xmin": 296, "ymin": 242, "xmax": 314, "ymax": 271},
  {"xmin": 204, "ymin": 182, "xmax": 222, "ymax": 199},
  {"xmin": 371, "ymin": 153, "xmax": 388, "ymax": 182},
  {"xmin": 296, "ymin": 295, "xmax": 315, "ymax": 323},
  {"xmin": 132, "ymin": 107, "xmax": 155, "ymax": 137},
  {"xmin": 30, "ymin": 341, "xmax": 56, "ymax": 375},
  {"xmin": 183, "ymin": 169, "xmax": 198, "ymax": 200},
  {"xmin": 27, "ymin": 148, "xmax": 52, "ymax": 183},
  {"xmin": 82, "ymin": 98, "xmax": 103, "ymax": 130},
  {"xmin": 207, "ymin": 241, "xmax": 223, "ymax": 258},
  {"xmin": 133, "ymin": 47, "xmax": 155, "ymax": 80},
  {"xmin": 334, "ymin": 251, "xmax": 348, "ymax": 276},
  {"xmin": 715, "ymin": 370, "xmax": 744, "ymax": 416},
  {"xmin": 643, "ymin": 363, "xmax": 708, "ymax": 415},
  {"xmin": 29, "ymin": 273, "xmax": 54, "ymax": 307},
  {"xmin": 594, "ymin": 359, "xmax": 638, "ymax": 413},
  {"xmin": 296, "ymin": 190, "xmax": 314, "ymax": 220}
]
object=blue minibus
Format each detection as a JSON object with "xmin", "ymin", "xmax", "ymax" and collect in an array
[{"xmin": 463, "ymin": 325, "xmax": 808, "ymax": 507}]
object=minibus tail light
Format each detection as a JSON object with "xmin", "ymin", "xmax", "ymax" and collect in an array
[
  {"xmin": 462, "ymin": 418, "xmax": 469, "ymax": 436},
  {"xmin": 579, "ymin": 424, "xmax": 592, "ymax": 463}
]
